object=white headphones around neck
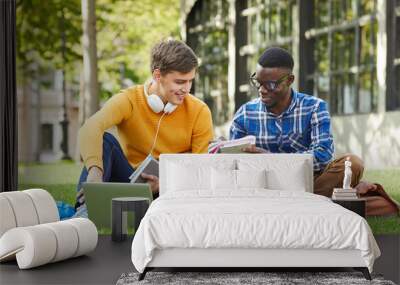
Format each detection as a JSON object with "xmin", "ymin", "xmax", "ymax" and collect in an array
[{"xmin": 144, "ymin": 82, "xmax": 177, "ymax": 114}]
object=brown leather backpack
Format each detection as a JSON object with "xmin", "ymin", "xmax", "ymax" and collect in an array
[{"xmin": 360, "ymin": 183, "xmax": 400, "ymax": 217}]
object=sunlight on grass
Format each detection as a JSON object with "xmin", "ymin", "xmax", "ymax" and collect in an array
[{"xmin": 18, "ymin": 162, "xmax": 82, "ymax": 185}]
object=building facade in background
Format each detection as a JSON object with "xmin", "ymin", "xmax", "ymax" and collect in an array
[
  {"xmin": 181, "ymin": 0, "xmax": 400, "ymax": 169},
  {"xmin": 17, "ymin": 70, "xmax": 79, "ymax": 163}
]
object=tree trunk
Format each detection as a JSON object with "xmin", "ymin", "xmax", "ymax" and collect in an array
[
  {"xmin": 75, "ymin": 70, "xmax": 85, "ymax": 162},
  {"xmin": 35, "ymin": 79, "xmax": 42, "ymax": 162},
  {"xmin": 78, "ymin": 70, "xmax": 86, "ymax": 127},
  {"xmin": 81, "ymin": 0, "xmax": 99, "ymax": 119}
]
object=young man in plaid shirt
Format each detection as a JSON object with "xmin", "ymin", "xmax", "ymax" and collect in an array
[{"xmin": 230, "ymin": 47, "xmax": 399, "ymax": 216}]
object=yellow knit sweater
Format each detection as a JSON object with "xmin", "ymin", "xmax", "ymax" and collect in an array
[{"xmin": 78, "ymin": 85, "xmax": 214, "ymax": 170}]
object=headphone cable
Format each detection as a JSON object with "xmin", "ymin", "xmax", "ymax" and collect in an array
[{"xmin": 149, "ymin": 112, "xmax": 166, "ymax": 157}]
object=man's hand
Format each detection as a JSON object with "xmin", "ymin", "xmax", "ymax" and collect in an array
[
  {"xmin": 242, "ymin": 145, "xmax": 268, "ymax": 153},
  {"xmin": 87, "ymin": 166, "xmax": 103, "ymax": 182},
  {"xmin": 355, "ymin": 181, "xmax": 377, "ymax": 195},
  {"xmin": 141, "ymin": 173, "xmax": 159, "ymax": 193}
]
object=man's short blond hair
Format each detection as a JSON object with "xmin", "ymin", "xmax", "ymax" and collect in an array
[{"xmin": 150, "ymin": 39, "xmax": 198, "ymax": 75}]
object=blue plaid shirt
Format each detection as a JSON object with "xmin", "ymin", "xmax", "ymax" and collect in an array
[{"xmin": 229, "ymin": 89, "xmax": 334, "ymax": 172}]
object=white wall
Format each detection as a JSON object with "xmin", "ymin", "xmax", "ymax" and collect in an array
[{"xmin": 331, "ymin": 111, "xmax": 400, "ymax": 169}]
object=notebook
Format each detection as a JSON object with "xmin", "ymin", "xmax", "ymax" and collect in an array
[
  {"xmin": 129, "ymin": 155, "xmax": 159, "ymax": 183},
  {"xmin": 209, "ymin": 135, "xmax": 256, "ymax": 153}
]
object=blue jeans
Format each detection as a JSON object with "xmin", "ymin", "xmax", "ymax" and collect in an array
[{"xmin": 74, "ymin": 132, "xmax": 134, "ymax": 216}]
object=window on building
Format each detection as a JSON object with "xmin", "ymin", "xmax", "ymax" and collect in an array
[
  {"xmin": 186, "ymin": 0, "xmax": 390, "ymax": 117},
  {"xmin": 240, "ymin": 0, "xmax": 296, "ymax": 99},
  {"xmin": 41, "ymin": 123, "xmax": 53, "ymax": 152},
  {"xmin": 306, "ymin": 0, "xmax": 378, "ymax": 115},
  {"xmin": 186, "ymin": 0, "xmax": 229, "ymax": 126}
]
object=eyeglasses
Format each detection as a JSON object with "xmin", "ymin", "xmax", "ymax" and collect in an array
[{"xmin": 249, "ymin": 72, "xmax": 291, "ymax": 91}]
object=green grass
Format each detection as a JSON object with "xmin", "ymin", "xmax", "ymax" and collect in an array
[
  {"xmin": 363, "ymin": 169, "xmax": 400, "ymax": 234},
  {"xmin": 366, "ymin": 216, "xmax": 400, "ymax": 234},
  {"xmin": 18, "ymin": 161, "xmax": 81, "ymax": 185},
  {"xmin": 18, "ymin": 183, "xmax": 77, "ymax": 205},
  {"xmin": 17, "ymin": 163, "xmax": 400, "ymax": 235}
]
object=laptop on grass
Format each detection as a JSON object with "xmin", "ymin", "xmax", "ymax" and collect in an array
[{"xmin": 83, "ymin": 182, "xmax": 152, "ymax": 229}]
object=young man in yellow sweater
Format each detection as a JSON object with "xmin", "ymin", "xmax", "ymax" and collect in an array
[{"xmin": 74, "ymin": 39, "xmax": 214, "ymax": 217}]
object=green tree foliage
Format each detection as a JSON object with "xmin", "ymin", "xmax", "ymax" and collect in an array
[
  {"xmin": 16, "ymin": 0, "xmax": 82, "ymax": 82},
  {"xmin": 96, "ymin": 0, "xmax": 180, "ymax": 98},
  {"xmin": 16, "ymin": 0, "xmax": 180, "ymax": 98}
]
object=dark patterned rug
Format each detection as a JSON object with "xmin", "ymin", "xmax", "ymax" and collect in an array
[{"xmin": 116, "ymin": 271, "xmax": 396, "ymax": 285}]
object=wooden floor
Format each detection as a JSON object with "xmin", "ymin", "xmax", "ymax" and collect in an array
[{"xmin": 0, "ymin": 235, "xmax": 398, "ymax": 285}]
